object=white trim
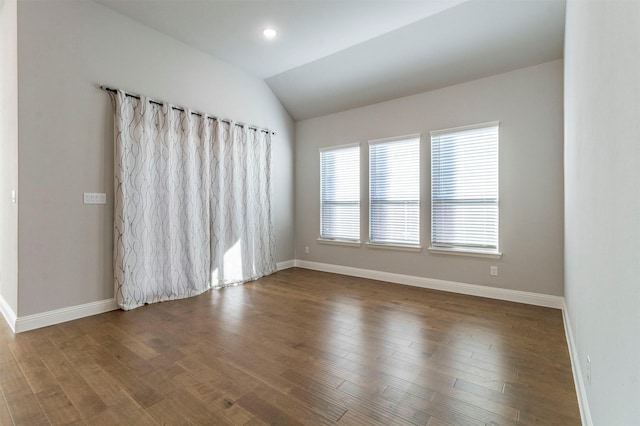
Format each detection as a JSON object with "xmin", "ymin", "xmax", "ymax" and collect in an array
[
  {"xmin": 430, "ymin": 120, "xmax": 500, "ymax": 136},
  {"xmin": 319, "ymin": 142, "xmax": 360, "ymax": 152},
  {"xmin": 562, "ymin": 301, "xmax": 593, "ymax": 426},
  {"xmin": 366, "ymin": 242, "xmax": 422, "ymax": 252},
  {"xmin": 317, "ymin": 238, "xmax": 362, "ymax": 247},
  {"xmin": 0, "ymin": 293, "xmax": 17, "ymax": 333},
  {"xmin": 14, "ymin": 298, "xmax": 118, "ymax": 333},
  {"xmin": 293, "ymin": 260, "xmax": 563, "ymax": 309},
  {"xmin": 428, "ymin": 246, "xmax": 502, "ymax": 259},
  {"xmin": 368, "ymin": 133, "xmax": 421, "ymax": 145},
  {"xmin": 276, "ymin": 260, "xmax": 295, "ymax": 270}
]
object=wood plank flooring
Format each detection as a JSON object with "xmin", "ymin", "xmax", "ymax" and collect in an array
[{"xmin": 0, "ymin": 268, "xmax": 580, "ymax": 425}]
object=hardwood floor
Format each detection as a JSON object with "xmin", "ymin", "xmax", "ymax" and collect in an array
[{"xmin": 0, "ymin": 268, "xmax": 580, "ymax": 425}]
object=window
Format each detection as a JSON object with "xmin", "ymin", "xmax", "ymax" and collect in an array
[
  {"xmin": 369, "ymin": 135, "xmax": 420, "ymax": 247},
  {"xmin": 430, "ymin": 122, "xmax": 499, "ymax": 255},
  {"xmin": 320, "ymin": 144, "xmax": 360, "ymax": 242}
]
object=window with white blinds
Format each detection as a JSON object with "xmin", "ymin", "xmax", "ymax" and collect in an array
[
  {"xmin": 369, "ymin": 135, "xmax": 420, "ymax": 246},
  {"xmin": 320, "ymin": 144, "xmax": 360, "ymax": 241},
  {"xmin": 430, "ymin": 122, "xmax": 499, "ymax": 253}
]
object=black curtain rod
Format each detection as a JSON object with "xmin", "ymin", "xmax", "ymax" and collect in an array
[{"xmin": 100, "ymin": 86, "xmax": 275, "ymax": 135}]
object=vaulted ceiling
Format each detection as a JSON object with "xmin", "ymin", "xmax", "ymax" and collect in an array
[{"xmin": 96, "ymin": 0, "xmax": 566, "ymax": 120}]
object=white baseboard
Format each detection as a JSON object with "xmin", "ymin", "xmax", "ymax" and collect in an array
[
  {"xmin": 562, "ymin": 301, "xmax": 593, "ymax": 426},
  {"xmin": 14, "ymin": 298, "xmax": 118, "ymax": 333},
  {"xmin": 0, "ymin": 293, "xmax": 17, "ymax": 333},
  {"xmin": 276, "ymin": 259, "xmax": 295, "ymax": 270},
  {"xmin": 294, "ymin": 260, "xmax": 564, "ymax": 309}
]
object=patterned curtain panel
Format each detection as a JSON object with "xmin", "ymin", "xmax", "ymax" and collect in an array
[
  {"xmin": 111, "ymin": 90, "xmax": 276, "ymax": 310},
  {"xmin": 210, "ymin": 122, "xmax": 276, "ymax": 287}
]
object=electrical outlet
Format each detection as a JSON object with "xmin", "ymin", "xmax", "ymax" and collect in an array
[
  {"xmin": 305, "ymin": 246, "xmax": 310, "ymax": 254},
  {"xmin": 490, "ymin": 265, "xmax": 498, "ymax": 276},
  {"xmin": 586, "ymin": 356, "xmax": 591, "ymax": 384}
]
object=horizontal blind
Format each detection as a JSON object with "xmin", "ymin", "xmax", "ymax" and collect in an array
[
  {"xmin": 431, "ymin": 123, "xmax": 499, "ymax": 250},
  {"xmin": 320, "ymin": 145, "xmax": 360, "ymax": 241},
  {"xmin": 369, "ymin": 136, "xmax": 420, "ymax": 245}
]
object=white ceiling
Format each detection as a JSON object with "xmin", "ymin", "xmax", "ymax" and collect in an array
[{"xmin": 96, "ymin": 0, "xmax": 566, "ymax": 121}]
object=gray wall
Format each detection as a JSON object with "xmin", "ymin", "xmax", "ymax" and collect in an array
[
  {"xmin": 564, "ymin": 1, "xmax": 640, "ymax": 424},
  {"xmin": 0, "ymin": 0, "xmax": 18, "ymax": 314},
  {"xmin": 16, "ymin": 0, "xmax": 294, "ymax": 316},
  {"xmin": 296, "ymin": 60, "xmax": 564, "ymax": 296}
]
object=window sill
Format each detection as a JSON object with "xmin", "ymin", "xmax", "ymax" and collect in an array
[
  {"xmin": 366, "ymin": 242, "xmax": 422, "ymax": 252},
  {"xmin": 317, "ymin": 238, "xmax": 362, "ymax": 247},
  {"xmin": 428, "ymin": 247, "xmax": 502, "ymax": 259}
]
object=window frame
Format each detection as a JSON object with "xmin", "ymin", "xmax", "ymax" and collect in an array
[
  {"xmin": 429, "ymin": 122, "xmax": 501, "ymax": 258},
  {"xmin": 367, "ymin": 134, "xmax": 422, "ymax": 251},
  {"xmin": 318, "ymin": 143, "xmax": 361, "ymax": 245}
]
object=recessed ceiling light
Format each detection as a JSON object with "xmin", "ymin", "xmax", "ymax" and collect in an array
[{"xmin": 262, "ymin": 28, "xmax": 277, "ymax": 39}]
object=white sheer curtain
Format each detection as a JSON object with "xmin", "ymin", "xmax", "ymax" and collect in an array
[{"xmin": 111, "ymin": 90, "xmax": 276, "ymax": 310}]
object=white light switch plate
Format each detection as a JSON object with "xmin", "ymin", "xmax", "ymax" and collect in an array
[{"xmin": 84, "ymin": 192, "xmax": 106, "ymax": 204}]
